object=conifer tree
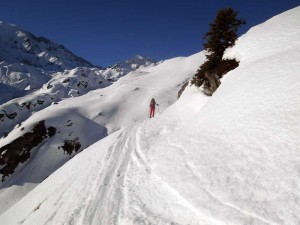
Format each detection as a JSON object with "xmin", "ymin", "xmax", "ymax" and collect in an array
[
  {"xmin": 192, "ymin": 8, "xmax": 245, "ymax": 95},
  {"xmin": 204, "ymin": 8, "xmax": 245, "ymax": 63}
]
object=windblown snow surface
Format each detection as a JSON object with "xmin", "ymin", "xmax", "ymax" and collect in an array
[{"xmin": 1, "ymin": 6, "xmax": 300, "ymax": 225}]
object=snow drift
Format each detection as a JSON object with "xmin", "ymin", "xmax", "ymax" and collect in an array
[{"xmin": 1, "ymin": 6, "xmax": 300, "ymax": 225}]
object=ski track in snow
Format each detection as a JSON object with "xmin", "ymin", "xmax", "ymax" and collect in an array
[
  {"xmin": 56, "ymin": 125, "xmax": 136, "ymax": 225},
  {"xmin": 14, "ymin": 119, "xmax": 216, "ymax": 225},
  {"xmin": 2, "ymin": 104, "xmax": 297, "ymax": 224},
  {"xmin": 0, "ymin": 48, "xmax": 204, "ymax": 218}
]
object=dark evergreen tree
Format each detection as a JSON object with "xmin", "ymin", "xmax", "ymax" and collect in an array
[
  {"xmin": 192, "ymin": 8, "xmax": 245, "ymax": 95},
  {"xmin": 204, "ymin": 8, "xmax": 245, "ymax": 62}
]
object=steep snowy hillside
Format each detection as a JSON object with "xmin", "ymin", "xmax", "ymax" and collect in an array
[
  {"xmin": 1, "ymin": 6, "xmax": 299, "ymax": 225},
  {"xmin": 0, "ymin": 52, "xmax": 205, "ymax": 214},
  {"xmin": 0, "ymin": 21, "xmax": 93, "ymax": 71},
  {"xmin": 0, "ymin": 67, "xmax": 111, "ymax": 138},
  {"xmin": 101, "ymin": 55, "xmax": 158, "ymax": 81}
]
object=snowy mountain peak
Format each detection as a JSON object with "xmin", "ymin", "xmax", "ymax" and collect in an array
[
  {"xmin": 0, "ymin": 21, "xmax": 94, "ymax": 71},
  {"xmin": 135, "ymin": 54, "xmax": 144, "ymax": 60},
  {"xmin": 111, "ymin": 54, "xmax": 157, "ymax": 70},
  {"xmin": 0, "ymin": 20, "xmax": 103, "ymax": 102},
  {"xmin": 130, "ymin": 54, "xmax": 155, "ymax": 62},
  {"xmin": 102, "ymin": 54, "xmax": 158, "ymax": 80}
]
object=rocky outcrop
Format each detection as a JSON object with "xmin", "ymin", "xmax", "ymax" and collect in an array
[
  {"xmin": 61, "ymin": 137, "xmax": 81, "ymax": 155},
  {"xmin": 0, "ymin": 120, "xmax": 56, "ymax": 181}
]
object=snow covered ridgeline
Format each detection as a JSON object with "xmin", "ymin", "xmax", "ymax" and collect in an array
[{"xmin": 0, "ymin": 6, "xmax": 299, "ymax": 225}]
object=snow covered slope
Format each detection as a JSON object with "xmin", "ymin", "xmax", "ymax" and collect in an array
[
  {"xmin": 1, "ymin": 6, "xmax": 300, "ymax": 224},
  {"xmin": 0, "ymin": 67, "xmax": 111, "ymax": 138},
  {"xmin": 0, "ymin": 52, "xmax": 205, "ymax": 214}
]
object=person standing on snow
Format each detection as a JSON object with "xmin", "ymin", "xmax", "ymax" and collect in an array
[{"xmin": 149, "ymin": 98, "xmax": 158, "ymax": 118}]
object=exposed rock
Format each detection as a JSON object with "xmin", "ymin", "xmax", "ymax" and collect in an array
[
  {"xmin": 1, "ymin": 110, "xmax": 18, "ymax": 120},
  {"xmin": 177, "ymin": 81, "xmax": 189, "ymax": 99},
  {"xmin": 62, "ymin": 78, "xmax": 70, "ymax": 83},
  {"xmin": 203, "ymin": 72, "xmax": 221, "ymax": 96},
  {"xmin": 37, "ymin": 99, "xmax": 44, "ymax": 105},
  {"xmin": 0, "ymin": 120, "xmax": 56, "ymax": 181},
  {"xmin": 61, "ymin": 137, "xmax": 81, "ymax": 155},
  {"xmin": 46, "ymin": 84, "xmax": 53, "ymax": 89},
  {"xmin": 77, "ymin": 81, "xmax": 88, "ymax": 88},
  {"xmin": 47, "ymin": 126, "xmax": 56, "ymax": 137},
  {"xmin": 21, "ymin": 102, "xmax": 31, "ymax": 109}
]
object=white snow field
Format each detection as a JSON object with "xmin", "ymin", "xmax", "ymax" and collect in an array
[{"xmin": 1, "ymin": 6, "xmax": 300, "ymax": 225}]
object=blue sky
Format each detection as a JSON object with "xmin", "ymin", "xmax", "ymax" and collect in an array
[{"xmin": 0, "ymin": 0, "xmax": 299, "ymax": 67}]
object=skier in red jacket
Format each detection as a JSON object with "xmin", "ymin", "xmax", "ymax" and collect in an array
[{"xmin": 149, "ymin": 98, "xmax": 158, "ymax": 118}]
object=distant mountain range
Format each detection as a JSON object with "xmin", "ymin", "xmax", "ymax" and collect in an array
[
  {"xmin": 0, "ymin": 21, "xmax": 158, "ymax": 104},
  {"xmin": 0, "ymin": 20, "xmax": 179, "ymax": 215}
]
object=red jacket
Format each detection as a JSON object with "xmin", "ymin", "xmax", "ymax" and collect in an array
[{"xmin": 149, "ymin": 98, "xmax": 156, "ymax": 108}]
